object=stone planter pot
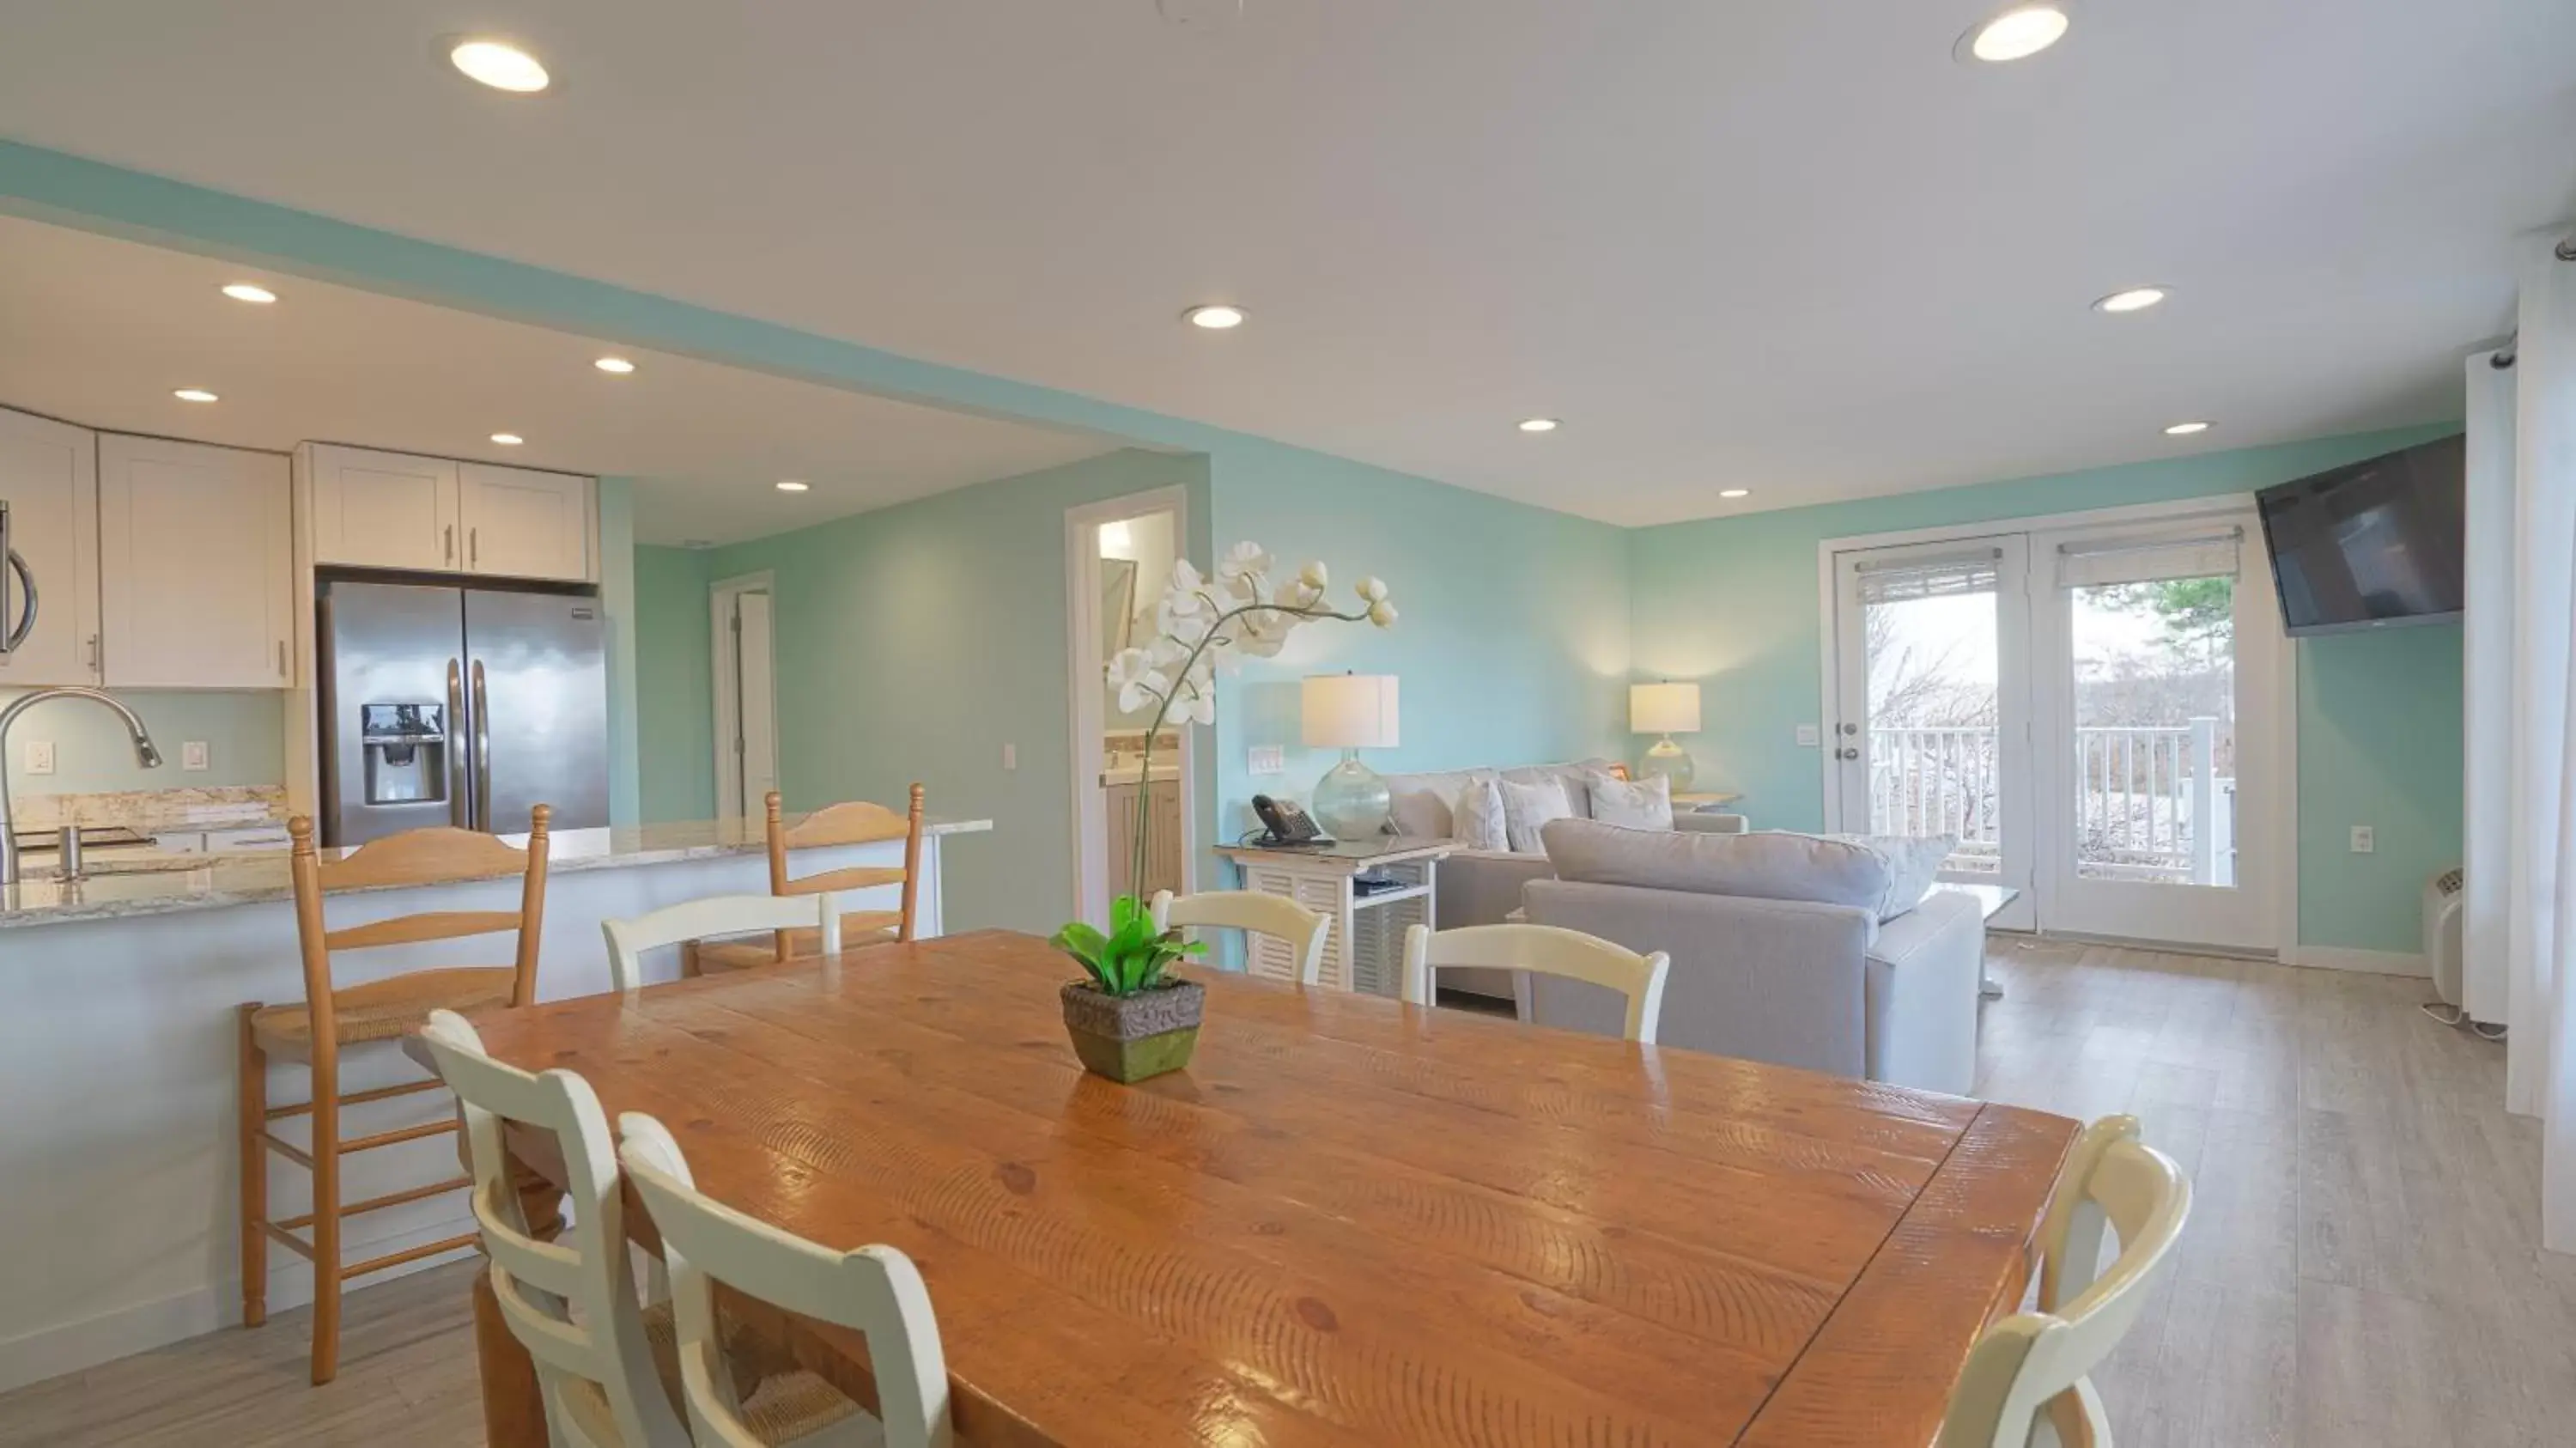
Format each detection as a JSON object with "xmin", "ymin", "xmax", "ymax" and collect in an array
[{"xmin": 1060, "ymin": 979, "xmax": 1205, "ymax": 1083}]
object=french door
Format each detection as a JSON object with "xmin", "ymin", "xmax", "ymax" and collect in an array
[{"xmin": 1830, "ymin": 508, "xmax": 2282, "ymax": 952}]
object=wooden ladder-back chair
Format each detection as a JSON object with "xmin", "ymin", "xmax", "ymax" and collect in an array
[
  {"xmin": 690, "ymin": 785, "xmax": 924, "ymax": 974},
  {"xmin": 236, "ymin": 806, "xmax": 551, "ymax": 1384}
]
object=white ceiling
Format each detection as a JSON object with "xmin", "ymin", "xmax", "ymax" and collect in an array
[
  {"xmin": 0, "ymin": 2, "xmax": 2569, "ymax": 526},
  {"xmin": 0, "ymin": 214, "xmax": 1116, "ymax": 545}
]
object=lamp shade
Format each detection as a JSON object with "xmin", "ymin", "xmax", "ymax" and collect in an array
[
  {"xmin": 1302, "ymin": 674, "xmax": 1400, "ymax": 750},
  {"xmin": 1630, "ymin": 681, "xmax": 1701, "ymax": 735}
]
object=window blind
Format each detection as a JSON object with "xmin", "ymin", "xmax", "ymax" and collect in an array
[
  {"xmin": 1855, "ymin": 548, "xmax": 2002, "ymax": 605},
  {"xmin": 2056, "ymin": 528, "xmax": 2242, "ymax": 589}
]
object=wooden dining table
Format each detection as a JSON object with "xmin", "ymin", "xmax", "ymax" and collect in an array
[{"xmin": 447, "ymin": 928, "xmax": 2078, "ymax": 1446}]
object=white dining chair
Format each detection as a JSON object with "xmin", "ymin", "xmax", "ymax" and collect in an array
[
  {"xmin": 416, "ymin": 1009, "xmax": 690, "ymax": 1448},
  {"xmin": 1151, "ymin": 888, "xmax": 1331, "ymax": 986},
  {"xmin": 618, "ymin": 1112, "xmax": 956, "ymax": 1448},
  {"xmin": 603, "ymin": 892, "xmax": 841, "ymax": 991},
  {"xmin": 1400, "ymin": 922, "xmax": 1672, "ymax": 1043},
  {"xmin": 1936, "ymin": 1115, "xmax": 2192, "ymax": 1448}
]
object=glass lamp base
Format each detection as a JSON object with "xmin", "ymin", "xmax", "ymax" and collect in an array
[
  {"xmin": 1312, "ymin": 755, "xmax": 1393, "ymax": 841},
  {"xmin": 1638, "ymin": 737, "xmax": 1696, "ymax": 792}
]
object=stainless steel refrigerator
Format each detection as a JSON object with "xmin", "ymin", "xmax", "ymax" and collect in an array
[{"xmin": 317, "ymin": 580, "xmax": 608, "ymax": 846}]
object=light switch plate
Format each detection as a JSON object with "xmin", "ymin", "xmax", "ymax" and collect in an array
[
  {"xmin": 1795, "ymin": 724, "xmax": 1822, "ymax": 747},
  {"xmin": 1249, "ymin": 745, "xmax": 1285, "ymax": 776},
  {"xmin": 1001, "ymin": 743, "xmax": 1018, "ymax": 771},
  {"xmin": 182, "ymin": 741, "xmax": 210, "ymax": 772},
  {"xmin": 2350, "ymin": 825, "xmax": 2375, "ymax": 855},
  {"xmin": 22, "ymin": 739, "xmax": 54, "ymax": 776}
]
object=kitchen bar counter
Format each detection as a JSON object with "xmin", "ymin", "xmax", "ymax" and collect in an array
[
  {"xmin": 0, "ymin": 815, "xmax": 993, "ymax": 929},
  {"xmin": 0, "ymin": 812, "xmax": 991, "ymax": 1396}
]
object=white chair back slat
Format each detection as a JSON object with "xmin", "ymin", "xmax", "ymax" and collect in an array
[
  {"xmin": 603, "ymin": 892, "xmax": 842, "ymax": 990},
  {"xmin": 1400, "ymin": 922, "xmax": 1672, "ymax": 1043},
  {"xmin": 618, "ymin": 1112, "xmax": 955, "ymax": 1448},
  {"xmin": 419, "ymin": 1010, "xmax": 689, "ymax": 1448},
  {"xmin": 1151, "ymin": 889, "xmax": 1331, "ymax": 986},
  {"xmin": 1937, "ymin": 1115, "xmax": 2193, "ymax": 1448}
]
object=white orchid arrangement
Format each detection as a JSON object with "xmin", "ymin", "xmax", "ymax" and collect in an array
[{"xmin": 1057, "ymin": 542, "xmax": 1396, "ymax": 992}]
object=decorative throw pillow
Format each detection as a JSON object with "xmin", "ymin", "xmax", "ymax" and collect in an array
[
  {"xmin": 1583, "ymin": 770, "xmax": 1673, "ymax": 830},
  {"xmin": 1450, "ymin": 774, "xmax": 1510, "ymax": 852},
  {"xmin": 1825, "ymin": 833, "xmax": 1959, "ymax": 921},
  {"xmin": 1498, "ymin": 776, "xmax": 1575, "ymax": 854}
]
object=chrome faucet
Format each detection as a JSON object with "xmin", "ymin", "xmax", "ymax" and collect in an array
[{"xmin": 0, "ymin": 687, "xmax": 162, "ymax": 886}]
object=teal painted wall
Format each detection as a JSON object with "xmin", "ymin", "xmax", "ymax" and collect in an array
[
  {"xmin": 633, "ymin": 545, "xmax": 718, "ymax": 824},
  {"xmin": 1627, "ymin": 424, "xmax": 2464, "ymax": 952},
  {"xmin": 598, "ymin": 478, "xmax": 642, "ymax": 827},
  {"xmin": 702, "ymin": 450, "xmax": 1213, "ymax": 934},
  {"xmin": 0, "ymin": 689, "xmax": 283, "ymax": 797},
  {"xmin": 1208, "ymin": 444, "xmax": 1631, "ymax": 847}
]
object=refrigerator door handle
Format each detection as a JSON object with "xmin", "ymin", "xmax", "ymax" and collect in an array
[
  {"xmin": 447, "ymin": 658, "xmax": 471, "ymax": 829},
  {"xmin": 471, "ymin": 659, "xmax": 493, "ymax": 831}
]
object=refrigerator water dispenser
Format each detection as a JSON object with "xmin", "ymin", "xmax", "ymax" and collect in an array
[{"xmin": 361, "ymin": 703, "xmax": 448, "ymax": 806}]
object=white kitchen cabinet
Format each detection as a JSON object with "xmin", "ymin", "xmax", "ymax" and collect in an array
[
  {"xmin": 0, "ymin": 405, "xmax": 101, "ymax": 687},
  {"xmin": 96, "ymin": 434, "xmax": 293, "ymax": 689},
  {"xmin": 459, "ymin": 463, "xmax": 592, "ymax": 581},
  {"xmin": 306, "ymin": 444, "xmax": 460, "ymax": 572}
]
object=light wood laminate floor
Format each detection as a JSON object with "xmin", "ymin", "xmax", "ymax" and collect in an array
[{"xmin": 3, "ymin": 940, "xmax": 2570, "ymax": 1446}]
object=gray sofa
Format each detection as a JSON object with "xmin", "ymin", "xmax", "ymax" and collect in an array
[
  {"xmin": 1517, "ymin": 819, "xmax": 1984, "ymax": 1095},
  {"xmin": 1380, "ymin": 761, "xmax": 1745, "ymax": 999}
]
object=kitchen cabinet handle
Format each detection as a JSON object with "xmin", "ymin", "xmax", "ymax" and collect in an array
[
  {"xmin": 470, "ymin": 527, "xmax": 480, "ymax": 568},
  {"xmin": 86, "ymin": 635, "xmax": 99, "ymax": 671},
  {"xmin": 445, "ymin": 524, "xmax": 455, "ymax": 564},
  {"xmin": 277, "ymin": 640, "xmax": 288, "ymax": 678}
]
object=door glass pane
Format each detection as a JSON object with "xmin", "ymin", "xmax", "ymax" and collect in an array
[
  {"xmin": 2068, "ymin": 575, "xmax": 2235, "ymax": 886},
  {"xmin": 1862, "ymin": 581, "xmax": 2001, "ymax": 873}
]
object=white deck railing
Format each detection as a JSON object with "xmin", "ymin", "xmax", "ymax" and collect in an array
[{"xmin": 1868, "ymin": 719, "xmax": 2234, "ymax": 885}]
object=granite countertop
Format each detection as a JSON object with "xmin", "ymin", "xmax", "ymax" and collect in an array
[{"xmin": 0, "ymin": 816, "xmax": 993, "ymax": 930}]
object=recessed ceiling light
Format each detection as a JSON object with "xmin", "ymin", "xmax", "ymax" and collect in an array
[
  {"xmin": 173, "ymin": 388, "xmax": 218, "ymax": 403},
  {"xmin": 1959, "ymin": 5, "xmax": 2071, "ymax": 63},
  {"xmin": 490, "ymin": 432, "xmax": 526, "ymax": 446},
  {"xmin": 775, "ymin": 480, "xmax": 811, "ymax": 492},
  {"xmin": 2163, "ymin": 421, "xmax": 2213, "ymax": 436},
  {"xmin": 1517, "ymin": 417, "xmax": 1561, "ymax": 434},
  {"xmin": 1719, "ymin": 489, "xmax": 1751, "ymax": 499},
  {"xmin": 221, "ymin": 283, "xmax": 276, "ymax": 305},
  {"xmin": 593, "ymin": 356, "xmax": 636, "ymax": 374},
  {"xmin": 2093, "ymin": 286, "xmax": 2169, "ymax": 314},
  {"xmin": 1183, "ymin": 304, "xmax": 1247, "ymax": 330},
  {"xmin": 449, "ymin": 40, "xmax": 550, "ymax": 94}
]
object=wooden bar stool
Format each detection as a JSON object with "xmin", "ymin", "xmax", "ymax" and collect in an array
[
  {"xmin": 235, "ymin": 806, "xmax": 551, "ymax": 1385},
  {"xmin": 688, "ymin": 785, "xmax": 923, "ymax": 974}
]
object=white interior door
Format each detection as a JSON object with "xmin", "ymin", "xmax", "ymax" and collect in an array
[
  {"xmin": 734, "ymin": 591, "xmax": 779, "ymax": 808},
  {"xmin": 1830, "ymin": 535, "xmax": 2036, "ymax": 929},
  {"xmin": 2032, "ymin": 514, "xmax": 2281, "ymax": 951}
]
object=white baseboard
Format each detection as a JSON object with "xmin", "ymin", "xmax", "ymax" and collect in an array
[
  {"xmin": 2283, "ymin": 945, "xmax": 2430, "ymax": 978},
  {"xmin": 0, "ymin": 1214, "xmax": 477, "ymax": 1396}
]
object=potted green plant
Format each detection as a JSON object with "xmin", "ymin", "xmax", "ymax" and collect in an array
[{"xmin": 1051, "ymin": 543, "xmax": 1394, "ymax": 1082}]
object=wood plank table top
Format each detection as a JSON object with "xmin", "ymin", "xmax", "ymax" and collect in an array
[{"xmin": 457, "ymin": 929, "xmax": 2077, "ymax": 1447}]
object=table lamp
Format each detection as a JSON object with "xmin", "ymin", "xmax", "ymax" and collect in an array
[
  {"xmin": 1302, "ymin": 672, "xmax": 1400, "ymax": 840},
  {"xmin": 1630, "ymin": 680, "xmax": 1701, "ymax": 791}
]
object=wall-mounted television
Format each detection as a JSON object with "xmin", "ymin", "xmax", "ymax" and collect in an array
[{"xmin": 2254, "ymin": 435, "xmax": 2464, "ymax": 637}]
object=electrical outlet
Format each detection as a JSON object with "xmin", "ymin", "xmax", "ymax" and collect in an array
[
  {"xmin": 22, "ymin": 739, "xmax": 54, "ymax": 776},
  {"xmin": 1001, "ymin": 743, "xmax": 1018, "ymax": 771},
  {"xmin": 181, "ymin": 741, "xmax": 210, "ymax": 772},
  {"xmin": 2349, "ymin": 825, "xmax": 2375, "ymax": 855},
  {"xmin": 1249, "ymin": 745, "xmax": 1285, "ymax": 776},
  {"xmin": 1795, "ymin": 724, "xmax": 1821, "ymax": 747}
]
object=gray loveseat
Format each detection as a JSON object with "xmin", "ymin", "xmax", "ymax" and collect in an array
[{"xmin": 1517, "ymin": 819, "xmax": 1984, "ymax": 1094}]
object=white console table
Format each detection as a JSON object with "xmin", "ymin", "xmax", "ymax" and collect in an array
[{"xmin": 1216, "ymin": 837, "xmax": 1455, "ymax": 995}]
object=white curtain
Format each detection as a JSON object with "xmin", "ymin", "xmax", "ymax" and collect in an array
[{"xmin": 2498, "ymin": 234, "xmax": 2576, "ymax": 1253}]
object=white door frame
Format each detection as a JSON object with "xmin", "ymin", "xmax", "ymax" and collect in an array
[
  {"xmin": 1065, "ymin": 486, "xmax": 1197, "ymax": 927},
  {"xmin": 1817, "ymin": 494, "xmax": 2299, "ymax": 953},
  {"xmin": 709, "ymin": 570, "xmax": 778, "ymax": 823}
]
